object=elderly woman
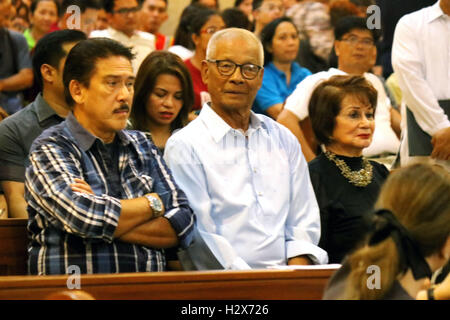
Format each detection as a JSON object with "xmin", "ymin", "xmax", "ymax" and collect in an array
[
  {"xmin": 308, "ymin": 75, "xmax": 389, "ymax": 264},
  {"xmin": 253, "ymin": 17, "xmax": 311, "ymax": 119},
  {"xmin": 324, "ymin": 163, "xmax": 450, "ymax": 299},
  {"xmin": 129, "ymin": 51, "xmax": 194, "ymax": 154}
]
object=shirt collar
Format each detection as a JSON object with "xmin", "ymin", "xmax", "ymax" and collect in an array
[
  {"xmin": 266, "ymin": 62, "xmax": 301, "ymax": 75},
  {"xmin": 66, "ymin": 112, "xmax": 131, "ymax": 151},
  {"xmin": 34, "ymin": 93, "xmax": 62, "ymax": 124},
  {"xmin": 199, "ymin": 103, "xmax": 267, "ymax": 143},
  {"xmin": 108, "ymin": 27, "xmax": 137, "ymax": 39},
  {"xmin": 427, "ymin": 1, "xmax": 447, "ymax": 23}
]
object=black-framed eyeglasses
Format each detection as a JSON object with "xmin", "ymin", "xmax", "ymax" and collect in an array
[
  {"xmin": 207, "ymin": 59, "xmax": 263, "ymax": 80},
  {"xmin": 340, "ymin": 36, "xmax": 374, "ymax": 48},
  {"xmin": 113, "ymin": 6, "xmax": 140, "ymax": 15}
]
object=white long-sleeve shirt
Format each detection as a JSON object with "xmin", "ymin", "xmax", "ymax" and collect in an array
[
  {"xmin": 164, "ymin": 104, "xmax": 328, "ymax": 269},
  {"xmin": 392, "ymin": 1, "xmax": 450, "ymax": 161}
]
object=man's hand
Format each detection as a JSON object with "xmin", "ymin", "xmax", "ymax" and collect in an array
[
  {"xmin": 70, "ymin": 178, "xmax": 95, "ymax": 195},
  {"xmin": 288, "ymin": 255, "xmax": 313, "ymax": 266},
  {"xmin": 431, "ymin": 127, "xmax": 450, "ymax": 160}
]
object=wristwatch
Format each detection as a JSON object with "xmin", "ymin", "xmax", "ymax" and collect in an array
[{"xmin": 145, "ymin": 194, "xmax": 163, "ymax": 217}]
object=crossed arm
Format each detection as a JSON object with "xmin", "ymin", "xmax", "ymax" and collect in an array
[
  {"xmin": 25, "ymin": 140, "xmax": 194, "ymax": 250},
  {"xmin": 71, "ymin": 179, "xmax": 178, "ymax": 248}
]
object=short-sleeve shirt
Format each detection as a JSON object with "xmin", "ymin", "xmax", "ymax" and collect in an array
[
  {"xmin": 0, "ymin": 28, "xmax": 32, "ymax": 79},
  {"xmin": 0, "ymin": 94, "xmax": 64, "ymax": 182},
  {"xmin": 253, "ymin": 62, "xmax": 311, "ymax": 115}
]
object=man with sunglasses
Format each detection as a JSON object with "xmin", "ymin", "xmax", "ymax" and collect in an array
[
  {"xmin": 165, "ymin": 28, "xmax": 327, "ymax": 270},
  {"xmin": 90, "ymin": 0, "xmax": 155, "ymax": 74}
]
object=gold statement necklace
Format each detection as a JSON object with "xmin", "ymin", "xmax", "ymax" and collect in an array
[{"xmin": 324, "ymin": 150, "xmax": 373, "ymax": 187}]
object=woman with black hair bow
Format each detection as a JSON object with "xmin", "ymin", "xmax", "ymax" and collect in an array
[{"xmin": 323, "ymin": 163, "xmax": 450, "ymax": 300}]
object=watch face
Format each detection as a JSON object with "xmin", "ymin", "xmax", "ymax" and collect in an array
[
  {"xmin": 148, "ymin": 195, "xmax": 162, "ymax": 213},
  {"xmin": 152, "ymin": 197, "xmax": 162, "ymax": 212}
]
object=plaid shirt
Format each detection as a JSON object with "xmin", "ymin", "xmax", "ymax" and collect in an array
[{"xmin": 25, "ymin": 113, "xmax": 195, "ymax": 275}]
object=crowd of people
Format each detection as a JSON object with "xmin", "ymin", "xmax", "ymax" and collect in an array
[{"xmin": 0, "ymin": 0, "xmax": 449, "ymax": 300}]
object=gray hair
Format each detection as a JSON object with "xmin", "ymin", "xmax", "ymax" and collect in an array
[{"xmin": 206, "ymin": 28, "xmax": 264, "ymax": 65}]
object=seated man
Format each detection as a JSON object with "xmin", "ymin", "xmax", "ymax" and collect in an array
[
  {"xmin": 165, "ymin": 28, "xmax": 327, "ymax": 269},
  {"xmin": 0, "ymin": 30, "xmax": 87, "ymax": 218},
  {"xmin": 0, "ymin": 0, "xmax": 33, "ymax": 115},
  {"xmin": 25, "ymin": 38, "xmax": 194, "ymax": 275},
  {"xmin": 278, "ymin": 16, "xmax": 401, "ymax": 162}
]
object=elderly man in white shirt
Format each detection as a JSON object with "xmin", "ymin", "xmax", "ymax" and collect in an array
[
  {"xmin": 164, "ymin": 28, "xmax": 327, "ymax": 270},
  {"xmin": 90, "ymin": 0, "xmax": 155, "ymax": 74},
  {"xmin": 392, "ymin": 0, "xmax": 450, "ymax": 169},
  {"xmin": 278, "ymin": 16, "xmax": 401, "ymax": 162}
]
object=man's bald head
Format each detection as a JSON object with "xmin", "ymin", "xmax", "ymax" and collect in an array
[{"xmin": 206, "ymin": 28, "xmax": 264, "ymax": 66}]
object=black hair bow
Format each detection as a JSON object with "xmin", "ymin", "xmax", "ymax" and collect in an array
[{"xmin": 368, "ymin": 209, "xmax": 432, "ymax": 280}]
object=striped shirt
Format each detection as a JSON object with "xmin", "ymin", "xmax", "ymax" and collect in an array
[{"xmin": 25, "ymin": 113, "xmax": 195, "ymax": 275}]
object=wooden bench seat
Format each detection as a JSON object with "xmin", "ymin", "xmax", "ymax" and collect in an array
[{"xmin": 0, "ymin": 268, "xmax": 336, "ymax": 300}]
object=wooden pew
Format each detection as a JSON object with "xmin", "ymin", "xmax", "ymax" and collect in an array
[
  {"xmin": 0, "ymin": 267, "xmax": 337, "ymax": 300},
  {"xmin": 0, "ymin": 219, "xmax": 28, "ymax": 276}
]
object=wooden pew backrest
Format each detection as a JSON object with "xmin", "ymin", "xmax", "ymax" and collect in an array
[
  {"xmin": 0, "ymin": 219, "xmax": 28, "ymax": 276},
  {"xmin": 0, "ymin": 268, "xmax": 337, "ymax": 300}
]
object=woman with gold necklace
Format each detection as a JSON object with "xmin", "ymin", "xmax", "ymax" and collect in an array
[{"xmin": 308, "ymin": 75, "xmax": 390, "ymax": 264}]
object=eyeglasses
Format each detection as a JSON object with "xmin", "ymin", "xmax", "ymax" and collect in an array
[
  {"xmin": 200, "ymin": 26, "xmax": 225, "ymax": 35},
  {"xmin": 113, "ymin": 6, "xmax": 140, "ymax": 15},
  {"xmin": 340, "ymin": 36, "xmax": 374, "ymax": 48},
  {"xmin": 207, "ymin": 59, "xmax": 263, "ymax": 80}
]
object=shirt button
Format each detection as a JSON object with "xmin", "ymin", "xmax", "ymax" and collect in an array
[{"xmin": 258, "ymin": 192, "xmax": 263, "ymax": 197}]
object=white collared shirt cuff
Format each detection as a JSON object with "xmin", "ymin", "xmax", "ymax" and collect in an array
[{"xmin": 287, "ymin": 240, "xmax": 329, "ymax": 265}]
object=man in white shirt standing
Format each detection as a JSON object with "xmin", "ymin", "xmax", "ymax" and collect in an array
[
  {"xmin": 392, "ymin": 0, "xmax": 450, "ymax": 169},
  {"xmin": 278, "ymin": 17, "xmax": 401, "ymax": 162},
  {"xmin": 90, "ymin": 0, "xmax": 155, "ymax": 74},
  {"xmin": 164, "ymin": 28, "xmax": 327, "ymax": 270}
]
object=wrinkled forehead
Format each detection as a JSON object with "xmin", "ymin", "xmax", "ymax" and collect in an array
[{"xmin": 207, "ymin": 30, "xmax": 264, "ymax": 65}]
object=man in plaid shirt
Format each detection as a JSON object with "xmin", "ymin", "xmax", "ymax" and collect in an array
[{"xmin": 25, "ymin": 38, "xmax": 195, "ymax": 275}]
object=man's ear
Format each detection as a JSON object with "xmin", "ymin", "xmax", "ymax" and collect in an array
[
  {"xmin": 40, "ymin": 64, "xmax": 56, "ymax": 84},
  {"xmin": 69, "ymin": 80, "xmax": 85, "ymax": 105},
  {"xmin": 201, "ymin": 59, "xmax": 209, "ymax": 85},
  {"xmin": 334, "ymin": 41, "xmax": 341, "ymax": 57}
]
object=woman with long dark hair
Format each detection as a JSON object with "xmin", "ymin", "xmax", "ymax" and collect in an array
[{"xmin": 130, "ymin": 51, "xmax": 194, "ymax": 153}]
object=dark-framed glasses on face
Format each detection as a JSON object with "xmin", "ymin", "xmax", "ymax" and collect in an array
[
  {"xmin": 114, "ymin": 6, "xmax": 140, "ymax": 15},
  {"xmin": 207, "ymin": 59, "xmax": 263, "ymax": 80},
  {"xmin": 341, "ymin": 36, "xmax": 374, "ymax": 48}
]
